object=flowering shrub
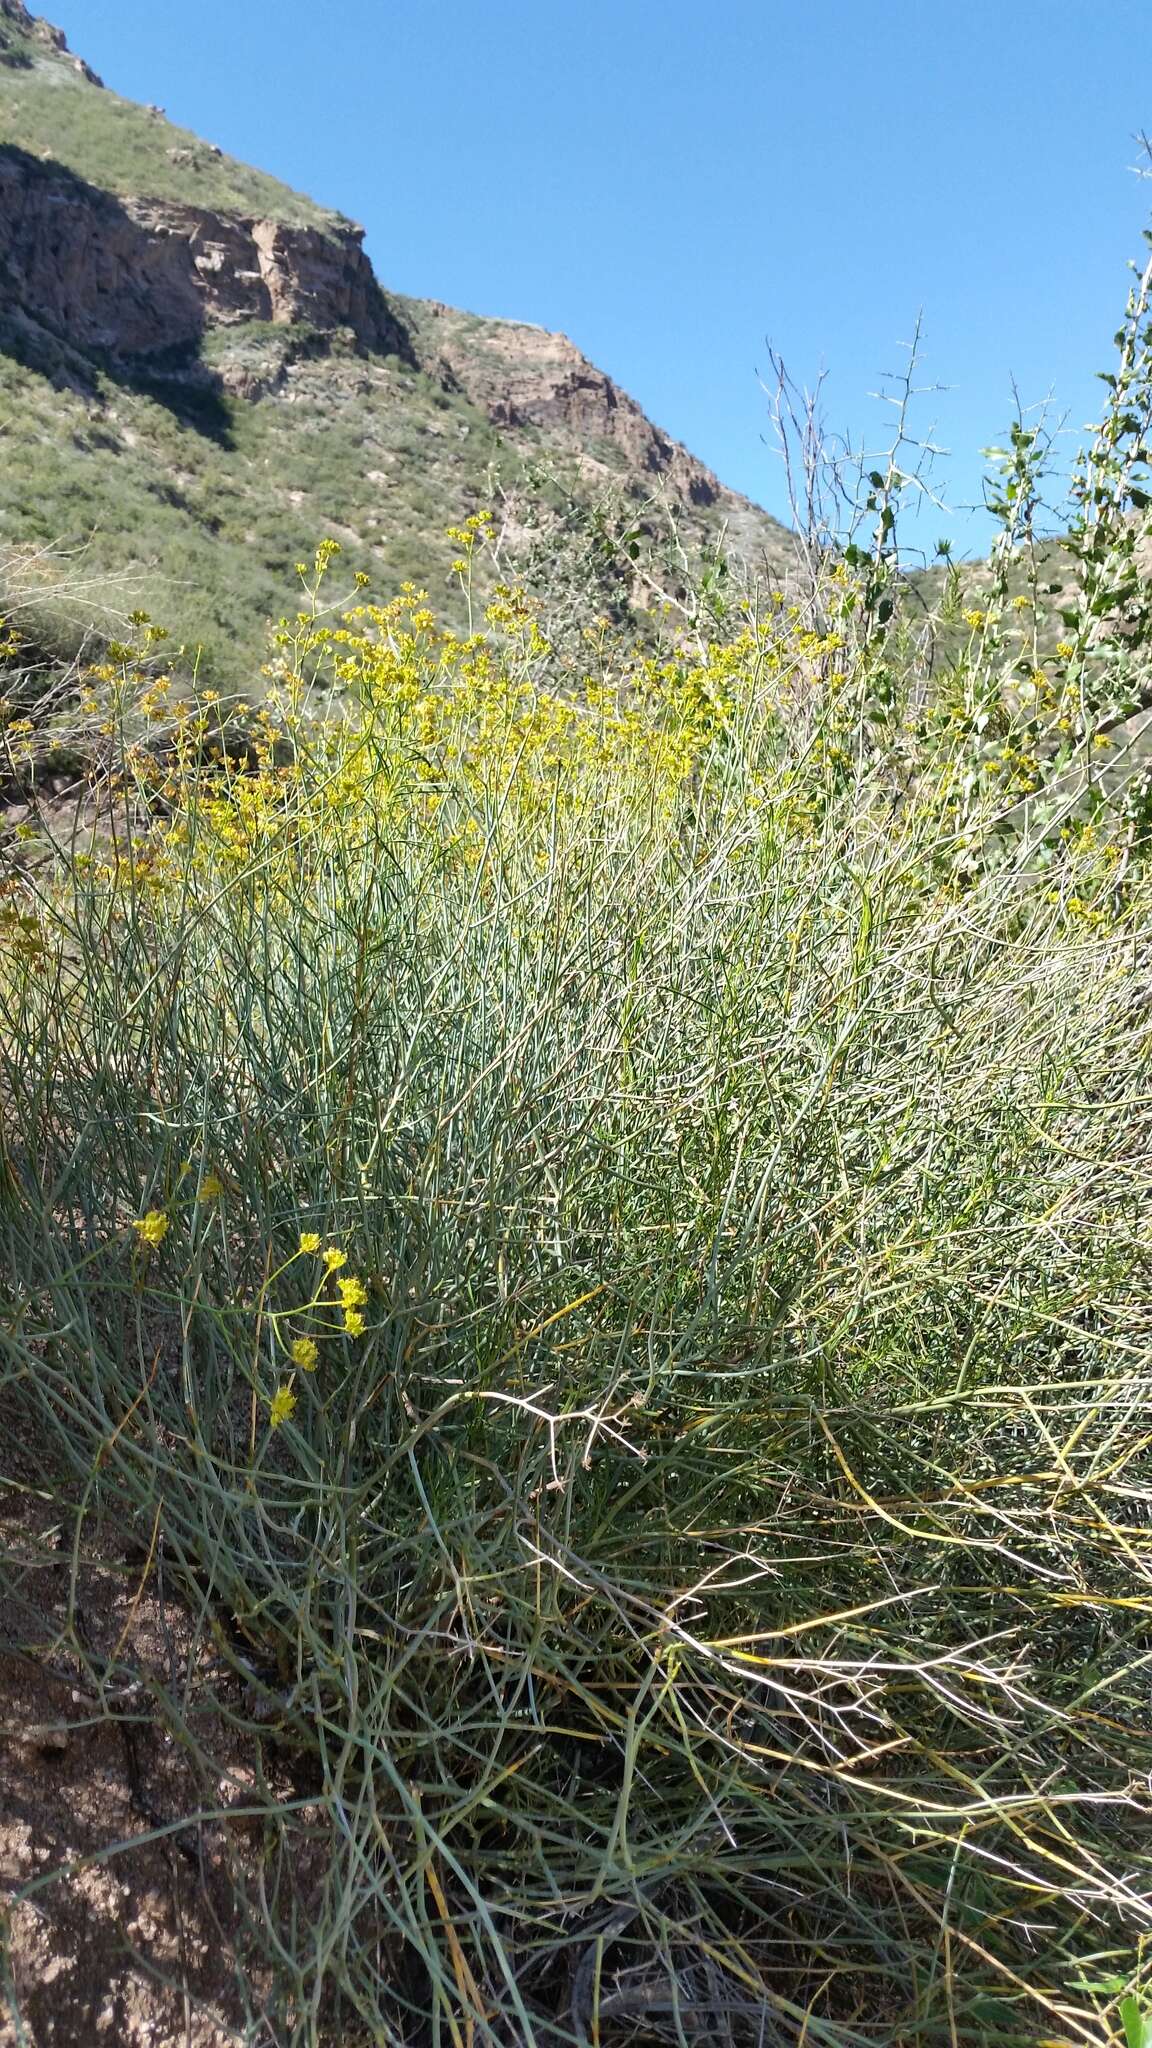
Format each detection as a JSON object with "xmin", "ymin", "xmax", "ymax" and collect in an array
[{"xmin": 2, "ymin": 507, "xmax": 1152, "ymax": 2044}]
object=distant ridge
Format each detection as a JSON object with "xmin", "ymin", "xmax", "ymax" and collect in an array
[{"xmin": 0, "ymin": 2, "xmax": 790, "ymax": 673}]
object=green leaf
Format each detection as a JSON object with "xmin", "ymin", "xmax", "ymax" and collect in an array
[{"xmin": 1118, "ymin": 1995, "xmax": 1152, "ymax": 2048}]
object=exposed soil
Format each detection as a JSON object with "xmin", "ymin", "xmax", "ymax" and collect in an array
[{"xmin": 0, "ymin": 1433, "xmax": 272, "ymax": 2047}]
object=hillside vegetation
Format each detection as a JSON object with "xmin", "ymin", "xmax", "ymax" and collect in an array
[
  {"xmin": 0, "ymin": 0, "xmax": 339, "ymax": 223},
  {"xmin": 0, "ymin": 324, "xmax": 515, "ymax": 676},
  {"xmin": 0, "ymin": 0, "xmax": 789, "ymax": 688}
]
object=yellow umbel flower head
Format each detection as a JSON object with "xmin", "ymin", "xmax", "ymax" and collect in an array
[{"xmin": 268, "ymin": 1386, "xmax": 297, "ymax": 1428}]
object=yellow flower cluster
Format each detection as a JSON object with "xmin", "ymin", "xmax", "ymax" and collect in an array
[
  {"xmin": 985, "ymin": 740, "xmax": 1041, "ymax": 794},
  {"xmin": 269, "ymin": 1386, "xmax": 297, "ymax": 1428},
  {"xmin": 0, "ymin": 899, "xmax": 48, "ymax": 966},
  {"xmin": 263, "ymin": 1239, "xmax": 373, "ymax": 1426},
  {"xmin": 81, "ymin": 537, "xmax": 858, "ymax": 920},
  {"xmin": 336, "ymin": 1273, "xmax": 368, "ymax": 1335}
]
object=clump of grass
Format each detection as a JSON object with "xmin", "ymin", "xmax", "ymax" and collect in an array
[{"xmin": 2, "ymin": 520, "xmax": 1151, "ymax": 2045}]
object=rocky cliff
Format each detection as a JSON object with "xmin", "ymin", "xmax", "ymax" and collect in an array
[
  {"xmin": 0, "ymin": 149, "xmax": 406, "ymax": 360},
  {"xmin": 414, "ymin": 305, "xmax": 723, "ymax": 505},
  {"xmin": 0, "ymin": 129, "xmax": 750, "ymax": 537}
]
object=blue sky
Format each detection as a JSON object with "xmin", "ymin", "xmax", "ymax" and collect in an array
[{"xmin": 52, "ymin": 0, "xmax": 1152, "ymax": 557}]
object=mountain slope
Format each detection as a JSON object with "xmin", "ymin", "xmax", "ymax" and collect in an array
[
  {"xmin": 0, "ymin": 0, "xmax": 790, "ymax": 679},
  {"xmin": 0, "ymin": 0, "xmax": 338, "ymax": 224}
]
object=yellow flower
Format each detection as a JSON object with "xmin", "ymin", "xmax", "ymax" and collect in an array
[
  {"xmin": 298, "ymin": 1231, "xmax": 321, "ymax": 1254},
  {"xmin": 336, "ymin": 1275, "xmax": 368, "ymax": 1309},
  {"xmin": 1055, "ymin": 640, "xmax": 1076, "ymax": 660},
  {"xmin": 268, "ymin": 1385, "xmax": 297, "ymax": 1428},
  {"xmin": 963, "ymin": 608, "xmax": 987, "ymax": 631},
  {"xmin": 133, "ymin": 1210, "xmax": 169, "ymax": 1247},
  {"xmin": 290, "ymin": 1337, "xmax": 319, "ymax": 1371},
  {"xmin": 197, "ymin": 1173, "xmax": 224, "ymax": 1201},
  {"xmin": 342, "ymin": 1309, "xmax": 366, "ymax": 1338},
  {"xmin": 323, "ymin": 1247, "xmax": 347, "ymax": 1272}
]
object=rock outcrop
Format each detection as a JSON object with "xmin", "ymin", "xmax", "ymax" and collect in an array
[
  {"xmin": 0, "ymin": 135, "xmax": 751, "ymax": 543},
  {"xmin": 413, "ymin": 306, "xmax": 723, "ymax": 509},
  {"xmin": 0, "ymin": 148, "xmax": 406, "ymax": 361},
  {"xmin": 0, "ymin": 0, "xmax": 102, "ymax": 82}
]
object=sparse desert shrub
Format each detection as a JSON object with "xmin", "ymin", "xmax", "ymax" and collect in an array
[
  {"xmin": 7, "ymin": 209, "xmax": 1152, "ymax": 2048},
  {"xmin": 2, "ymin": 510, "xmax": 1152, "ymax": 2045}
]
